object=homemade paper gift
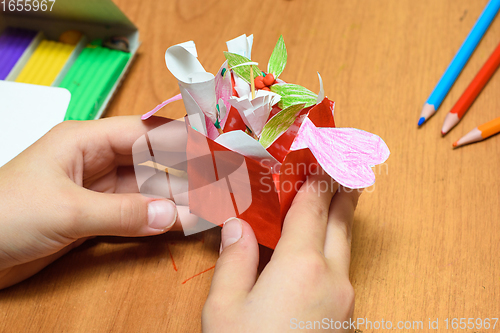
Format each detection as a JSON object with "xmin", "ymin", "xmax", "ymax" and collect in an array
[{"xmin": 144, "ymin": 34, "xmax": 390, "ymax": 249}]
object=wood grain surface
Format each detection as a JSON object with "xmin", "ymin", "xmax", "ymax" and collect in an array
[{"xmin": 1, "ymin": 0, "xmax": 500, "ymax": 332}]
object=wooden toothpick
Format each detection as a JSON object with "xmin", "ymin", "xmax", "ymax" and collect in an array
[{"xmin": 250, "ymin": 66, "xmax": 256, "ymax": 99}]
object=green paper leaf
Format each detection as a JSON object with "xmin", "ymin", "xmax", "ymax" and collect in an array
[
  {"xmin": 267, "ymin": 35, "xmax": 287, "ymax": 78},
  {"xmin": 259, "ymin": 103, "xmax": 305, "ymax": 149},
  {"xmin": 270, "ymin": 83, "xmax": 318, "ymax": 110},
  {"xmin": 223, "ymin": 51, "xmax": 262, "ymax": 85}
]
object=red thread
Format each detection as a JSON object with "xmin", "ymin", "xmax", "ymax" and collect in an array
[
  {"xmin": 167, "ymin": 244, "xmax": 178, "ymax": 271},
  {"xmin": 181, "ymin": 265, "xmax": 215, "ymax": 284}
]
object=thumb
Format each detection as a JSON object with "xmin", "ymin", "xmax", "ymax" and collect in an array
[
  {"xmin": 65, "ymin": 189, "xmax": 178, "ymax": 238},
  {"xmin": 207, "ymin": 218, "xmax": 259, "ymax": 302}
]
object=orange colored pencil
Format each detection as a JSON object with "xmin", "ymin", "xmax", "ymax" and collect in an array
[
  {"xmin": 442, "ymin": 41, "xmax": 500, "ymax": 135},
  {"xmin": 453, "ymin": 116, "xmax": 500, "ymax": 148}
]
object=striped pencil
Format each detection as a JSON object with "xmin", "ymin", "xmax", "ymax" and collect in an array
[
  {"xmin": 442, "ymin": 41, "xmax": 500, "ymax": 135},
  {"xmin": 418, "ymin": 0, "xmax": 500, "ymax": 127},
  {"xmin": 453, "ymin": 116, "xmax": 500, "ymax": 148}
]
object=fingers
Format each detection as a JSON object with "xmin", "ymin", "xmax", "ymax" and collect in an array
[
  {"xmin": 170, "ymin": 206, "xmax": 199, "ymax": 232},
  {"xmin": 138, "ymin": 169, "xmax": 189, "ymax": 205},
  {"xmin": 275, "ymin": 172, "xmax": 338, "ymax": 256},
  {"xmin": 324, "ymin": 187, "xmax": 362, "ymax": 277},
  {"xmin": 115, "ymin": 166, "xmax": 141, "ymax": 193},
  {"xmin": 48, "ymin": 116, "xmax": 188, "ymax": 168},
  {"xmin": 83, "ymin": 165, "xmax": 190, "ymax": 206},
  {"xmin": 83, "ymin": 166, "xmax": 140, "ymax": 194},
  {"xmin": 94, "ymin": 115, "xmax": 188, "ymax": 159},
  {"xmin": 207, "ymin": 218, "xmax": 259, "ymax": 302},
  {"xmin": 61, "ymin": 186, "xmax": 197, "ymax": 238},
  {"xmin": 125, "ymin": 116, "xmax": 189, "ymax": 166}
]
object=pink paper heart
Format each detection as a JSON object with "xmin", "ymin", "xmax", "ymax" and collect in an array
[{"xmin": 291, "ymin": 117, "xmax": 390, "ymax": 188}]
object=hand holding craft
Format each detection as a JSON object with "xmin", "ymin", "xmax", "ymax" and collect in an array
[
  {"xmin": 0, "ymin": 116, "xmax": 198, "ymax": 290},
  {"xmin": 146, "ymin": 34, "xmax": 390, "ymax": 249},
  {"xmin": 203, "ymin": 172, "xmax": 361, "ymax": 332}
]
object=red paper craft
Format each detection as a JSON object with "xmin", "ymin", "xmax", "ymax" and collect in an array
[
  {"xmin": 186, "ymin": 98, "xmax": 334, "ymax": 249},
  {"xmin": 142, "ymin": 34, "xmax": 390, "ymax": 249}
]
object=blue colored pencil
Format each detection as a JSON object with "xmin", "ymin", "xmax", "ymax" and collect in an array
[{"xmin": 418, "ymin": 0, "xmax": 500, "ymax": 126}]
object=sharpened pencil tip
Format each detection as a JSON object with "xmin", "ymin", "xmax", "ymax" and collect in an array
[
  {"xmin": 441, "ymin": 130, "xmax": 446, "ymax": 136},
  {"xmin": 418, "ymin": 117, "xmax": 425, "ymax": 127},
  {"xmin": 452, "ymin": 141, "xmax": 459, "ymax": 148}
]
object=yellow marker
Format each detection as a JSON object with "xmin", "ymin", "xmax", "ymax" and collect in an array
[{"xmin": 16, "ymin": 40, "xmax": 75, "ymax": 86}]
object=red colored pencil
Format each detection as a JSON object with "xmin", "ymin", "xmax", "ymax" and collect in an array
[{"xmin": 441, "ymin": 41, "xmax": 500, "ymax": 135}]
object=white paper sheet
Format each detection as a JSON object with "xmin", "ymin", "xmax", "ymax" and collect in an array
[{"xmin": 0, "ymin": 81, "xmax": 70, "ymax": 167}]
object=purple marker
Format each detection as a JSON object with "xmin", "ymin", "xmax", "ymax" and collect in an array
[{"xmin": 0, "ymin": 27, "xmax": 38, "ymax": 80}]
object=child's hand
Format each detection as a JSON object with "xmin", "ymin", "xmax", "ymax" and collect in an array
[
  {"xmin": 0, "ymin": 116, "xmax": 198, "ymax": 289},
  {"xmin": 203, "ymin": 173, "xmax": 360, "ymax": 332}
]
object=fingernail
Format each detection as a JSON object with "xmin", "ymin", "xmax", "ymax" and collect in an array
[
  {"xmin": 148, "ymin": 200, "xmax": 177, "ymax": 230},
  {"xmin": 221, "ymin": 218, "xmax": 242, "ymax": 252}
]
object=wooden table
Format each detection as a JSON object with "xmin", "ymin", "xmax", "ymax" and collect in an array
[{"xmin": 2, "ymin": 0, "xmax": 499, "ymax": 331}]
